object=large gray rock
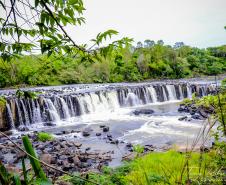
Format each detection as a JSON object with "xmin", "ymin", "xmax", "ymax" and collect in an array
[{"xmin": 133, "ymin": 109, "xmax": 154, "ymax": 115}]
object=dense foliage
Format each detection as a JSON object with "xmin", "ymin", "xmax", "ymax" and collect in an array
[{"xmin": 0, "ymin": 43, "xmax": 226, "ymax": 88}]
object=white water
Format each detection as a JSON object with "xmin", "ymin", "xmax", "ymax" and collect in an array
[
  {"xmin": 147, "ymin": 86, "xmax": 158, "ymax": 103},
  {"xmin": 45, "ymin": 99, "xmax": 61, "ymax": 123},
  {"xmin": 166, "ymin": 85, "xmax": 177, "ymax": 100},
  {"xmin": 2, "ymin": 81, "xmax": 218, "ymax": 135},
  {"xmin": 32, "ymin": 100, "xmax": 42, "ymax": 123},
  {"xmin": 3, "ymin": 80, "xmax": 217, "ymax": 149},
  {"xmin": 125, "ymin": 92, "xmax": 141, "ymax": 106},
  {"xmin": 20, "ymin": 100, "xmax": 30, "ymax": 126},
  {"xmin": 59, "ymin": 98, "xmax": 70, "ymax": 119},
  {"xmin": 6, "ymin": 103, "xmax": 15, "ymax": 128}
]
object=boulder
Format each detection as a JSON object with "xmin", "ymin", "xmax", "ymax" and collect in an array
[
  {"xmin": 62, "ymin": 130, "xmax": 70, "ymax": 135},
  {"xmin": 73, "ymin": 142, "xmax": 82, "ymax": 148},
  {"xmin": 96, "ymin": 132, "xmax": 101, "ymax": 136},
  {"xmin": 178, "ymin": 107, "xmax": 185, "ymax": 112},
  {"xmin": 198, "ymin": 109, "xmax": 208, "ymax": 118},
  {"xmin": 82, "ymin": 131, "xmax": 90, "ymax": 137},
  {"xmin": 43, "ymin": 122, "xmax": 56, "ymax": 127},
  {"xmin": 62, "ymin": 160, "xmax": 72, "ymax": 171},
  {"xmin": 73, "ymin": 156, "xmax": 80, "ymax": 164},
  {"xmin": 0, "ymin": 106, "xmax": 7, "ymax": 131},
  {"xmin": 82, "ymin": 128, "xmax": 92, "ymax": 137},
  {"xmin": 17, "ymin": 125, "xmax": 29, "ymax": 131},
  {"xmin": 133, "ymin": 109, "xmax": 154, "ymax": 115},
  {"xmin": 40, "ymin": 153, "xmax": 53, "ymax": 164},
  {"xmin": 103, "ymin": 126, "xmax": 109, "ymax": 132},
  {"xmin": 178, "ymin": 116, "xmax": 188, "ymax": 121},
  {"xmin": 192, "ymin": 114, "xmax": 204, "ymax": 120},
  {"xmin": 110, "ymin": 140, "xmax": 119, "ymax": 145},
  {"xmin": 126, "ymin": 143, "xmax": 133, "ymax": 148}
]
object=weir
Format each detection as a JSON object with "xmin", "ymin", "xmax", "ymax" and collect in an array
[{"xmin": 0, "ymin": 81, "xmax": 217, "ymax": 131}]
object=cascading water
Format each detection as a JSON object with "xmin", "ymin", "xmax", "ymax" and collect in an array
[
  {"xmin": 20, "ymin": 100, "xmax": 30, "ymax": 126},
  {"xmin": 45, "ymin": 99, "xmax": 61, "ymax": 122},
  {"xmin": 166, "ymin": 85, "xmax": 177, "ymax": 100},
  {"xmin": 32, "ymin": 100, "xmax": 42, "ymax": 123},
  {"xmin": 125, "ymin": 92, "xmax": 141, "ymax": 106},
  {"xmin": 15, "ymin": 99, "xmax": 23, "ymax": 126},
  {"xmin": 147, "ymin": 86, "xmax": 157, "ymax": 103},
  {"xmin": 6, "ymin": 103, "xmax": 15, "ymax": 129},
  {"xmin": 0, "ymin": 81, "xmax": 217, "ymax": 130},
  {"xmin": 59, "ymin": 97, "xmax": 70, "ymax": 119}
]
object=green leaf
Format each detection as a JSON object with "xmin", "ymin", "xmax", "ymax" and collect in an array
[
  {"xmin": 69, "ymin": 0, "xmax": 78, "ymax": 5},
  {"xmin": 94, "ymin": 29, "xmax": 118, "ymax": 46},
  {"xmin": 22, "ymin": 136, "xmax": 47, "ymax": 180},
  {"xmin": 22, "ymin": 158, "xmax": 28, "ymax": 185},
  {"xmin": 35, "ymin": 0, "xmax": 39, "ymax": 7},
  {"xmin": 13, "ymin": 175, "xmax": 22, "ymax": 185},
  {"xmin": 0, "ymin": 160, "xmax": 12, "ymax": 184},
  {"xmin": 32, "ymin": 178, "xmax": 52, "ymax": 185}
]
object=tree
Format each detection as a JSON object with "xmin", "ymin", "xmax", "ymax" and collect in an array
[
  {"xmin": 157, "ymin": 40, "xmax": 164, "ymax": 45},
  {"xmin": 0, "ymin": 0, "xmax": 119, "ymax": 61},
  {"xmin": 174, "ymin": 42, "xmax": 185, "ymax": 49},
  {"xmin": 144, "ymin": 39, "xmax": 155, "ymax": 48},
  {"xmin": 136, "ymin": 41, "xmax": 143, "ymax": 48}
]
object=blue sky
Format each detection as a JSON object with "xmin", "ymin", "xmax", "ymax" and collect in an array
[{"xmin": 67, "ymin": 0, "xmax": 226, "ymax": 48}]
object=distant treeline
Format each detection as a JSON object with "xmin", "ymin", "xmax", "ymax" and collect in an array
[{"xmin": 0, "ymin": 41, "xmax": 226, "ymax": 88}]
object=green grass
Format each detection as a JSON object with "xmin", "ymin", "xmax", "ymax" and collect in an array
[
  {"xmin": 63, "ymin": 149, "xmax": 224, "ymax": 185},
  {"xmin": 37, "ymin": 132, "xmax": 54, "ymax": 142},
  {"xmin": 125, "ymin": 150, "xmax": 223, "ymax": 185}
]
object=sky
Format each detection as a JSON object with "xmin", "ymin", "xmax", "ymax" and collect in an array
[{"xmin": 66, "ymin": 0, "xmax": 226, "ymax": 48}]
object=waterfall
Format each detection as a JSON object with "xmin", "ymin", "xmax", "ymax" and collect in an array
[
  {"xmin": 68, "ymin": 96, "xmax": 75, "ymax": 117},
  {"xmin": 147, "ymin": 86, "xmax": 157, "ymax": 103},
  {"xmin": 6, "ymin": 103, "xmax": 15, "ymax": 129},
  {"xmin": 15, "ymin": 99, "xmax": 23, "ymax": 126},
  {"xmin": 187, "ymin": 84, "xmax": 192, "ymax": 98},
  {"xmin": 106, "ymin": 91, "xmax": 120, "ymax": 110},
  {"xmin": 99, "ymin": 92, "xmax": 111, "ymax": 110},
  {"xmin": 166, "ymin": 85, "xmax": 177, "ymax": 100},
  {"xmin": 125, "ymin": 92, "xmax": 141, "ymax": 106},
  {"xmin": 0, "ymin": 81, "xmax": 216, "ymax": 130},
  {"xmin": 20, "ymin": 100, "xmax": 30, "ymax": 126},
  {"xmin": 179, "ymin": 85, "xmax": 184, "ymax": 99},
  {"xmin": 162, "ymin": 86, "xmax": 168, "ymax": 101},
  {"xmin": 89, "ymin": 93, "xmax": 104, "ymax": 112},
  {"xmin": 32, "ymin": 100, "xmax": 42, "ymax": 123},
  {"xmin": 45, "ymin": 99, "xmax": 60, "ymax": 122},
  {"xmin": 59, "ymin": 97, "xmax": 70, "ymax": 119}
]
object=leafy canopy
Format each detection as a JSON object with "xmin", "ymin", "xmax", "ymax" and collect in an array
[{"xmin": 0, "ymin": 0, "xmax": 122, "ymax": 61}]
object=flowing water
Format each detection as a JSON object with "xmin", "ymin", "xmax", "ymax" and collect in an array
[{"xmin": 0, "ymin": 79, "xmax": 219, "ymax": 150}]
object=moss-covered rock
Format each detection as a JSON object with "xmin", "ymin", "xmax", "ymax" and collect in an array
[{"xmin": 0, "ymin": 97, "xmax": 7, "ymax": 130}]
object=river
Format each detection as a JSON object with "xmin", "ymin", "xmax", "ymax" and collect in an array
[{"xmin": 0, "ymin": 78, "xmax": 221, "ymax": 166}]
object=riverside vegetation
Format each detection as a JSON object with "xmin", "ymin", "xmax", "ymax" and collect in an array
[{"xmin": 0, "ymin": 43, "xmax": 226, "ymax": 88}]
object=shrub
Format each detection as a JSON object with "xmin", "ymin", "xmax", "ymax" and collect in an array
[{"xmin": 37, "ymin": 132, "xmax": 54, "ymax": 142}]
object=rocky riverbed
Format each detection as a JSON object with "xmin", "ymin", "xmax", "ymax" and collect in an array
[
  {"xmin": 0, "ymin": 122, "xmax": 157, "ymax": 180},
  {"xmin": 177, "ymin": 100, "xmax": 215, "ymax": 121}
]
